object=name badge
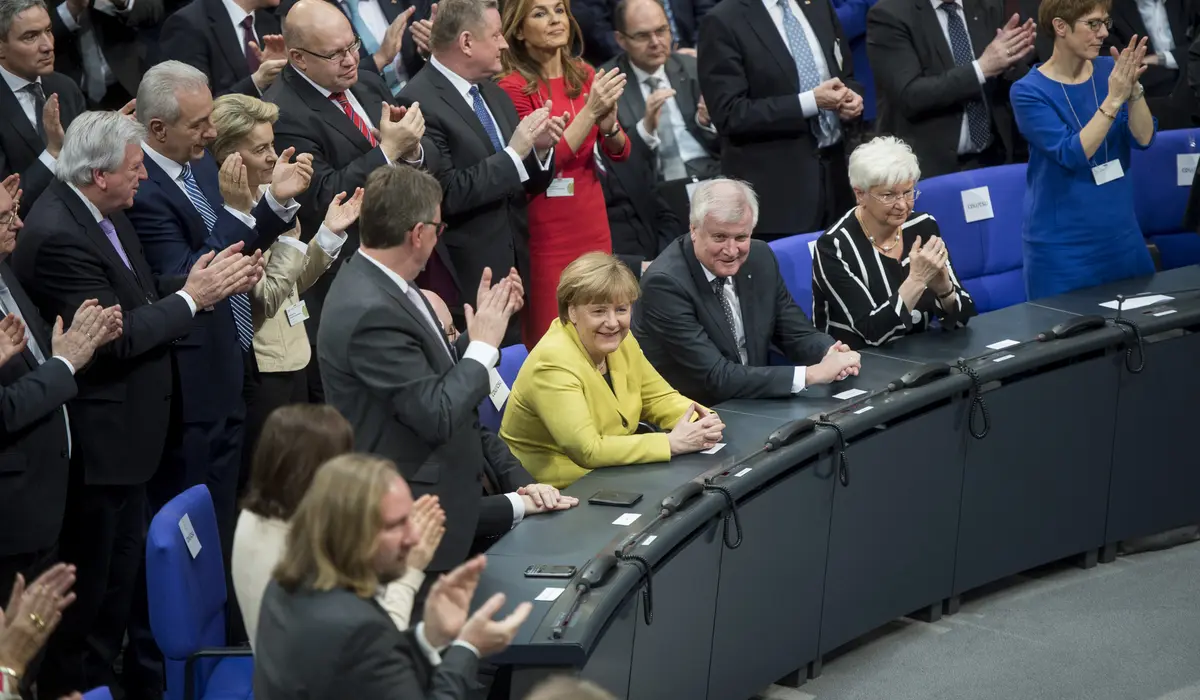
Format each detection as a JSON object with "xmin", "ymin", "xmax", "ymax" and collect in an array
[
  {"xmin": 546, "ymin": 178, "xmax": 575, "ymax": 197},
  {"xmin": 833, "ymin": 40, "xmax": 844, "ymax": 71},
  {"xmin": 487, "ymin": 366, "xmax": 511, "ymax": 410},
  {"xmin": 285, "ymin": 300, "xmax": 309, "ymax": 327},
  {"xmin": 1092, "ymin": 159, "xmax": 1124, "ymax": 186}
]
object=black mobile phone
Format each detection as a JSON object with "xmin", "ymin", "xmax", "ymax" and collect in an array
[
  {"xmin": 588, "ymin": 490, "xmax": 643, "ymax": 507},
  {"xmin": 524, "ymin": 564, "xmax": 578, "ymax": 579}
]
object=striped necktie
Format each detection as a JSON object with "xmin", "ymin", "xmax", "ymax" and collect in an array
[{"xmin": 179, "ymin": 163, "xmax": 254, "ymax": 351}]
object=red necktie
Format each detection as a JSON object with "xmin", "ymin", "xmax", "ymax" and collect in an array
[
  {"xmin": 329, "ymin": 91, "xmax": 378, "ymax": 147},
  {"xmin": 242, "ymin": 16, "xmax": 259, "ymax": 73}
]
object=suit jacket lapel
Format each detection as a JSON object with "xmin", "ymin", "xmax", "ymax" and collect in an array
[
  {"xmin": 0, "ymin": 262, "xmax": 43, "ymax": 371},
  {"xmin": 356, "ymin": 254, "xmax": 454, "ymax": 368},
  {"xmin": 206, "ymin": 0, "xmax": 252, "ymax": 80},
  {"xmin": 797, "ymin": 0, "xmax": 837, "ymax": 72},
  {"xmin": 745, "ymin": 0, "xmax": 800, "ymax": 85},
  {"xmin": 618, "ymin": 55, "xmax": 647, "ymax": 124},
  {"xmin": 142, "ymin": 154, "xmax": 209, "ymax": 248},
  {"xmin": 427, "ymin": 68, "xmax": 496, "ymax": 153},
  {"xmin": 680, "ymin": 238, "xmax": 740, "ymax": 356},
  {"xmin": 350, "ymin": 76, "xmax": 388, "ymax": 128},
  {"xmin": 57, "ymin": 182, "xmax": 147, "ymax": 293},
  {"xmin": 481, "ymin": 83, "xmax": 515, "ymax": 141},
  {"xmin": 285, "ymin": 67, "xmax": 375, "ymax": 152},
  {"xmin": 666, "ymin": 57, "xmax": 697, "ymax": 126},
  {"xmin": 734, "ymin": 265, "xmax": 759, "ymax": 362},
  {"xmin": 916, "ymin": 0, "xmax": 955, "ymax": 70},
  {"xmin": 963, "ymin": 2, "xmax": 992, "ymax": 61},
  {"xmin": 0, "ymin": 81, "xmax": 44, "ymax": 156}
]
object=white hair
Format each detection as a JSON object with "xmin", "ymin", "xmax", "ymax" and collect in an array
[
  {"xmin": 689, "ymin": 178, "xmax": 759, "ymax": 230},
  {"xmin": 56, "ymin": 111, "xmax": 147, "ymax": 187},
  {"xmin": 847, "ymin": 135, "xmax": 922, "ymax": 191},
  {"xmin": 136, "ymin": 60, "xmax": 210, "ymax": 127}
]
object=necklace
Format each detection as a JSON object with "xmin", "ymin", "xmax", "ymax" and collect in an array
[{"xmin": 855, "ymin": 207, "xmax": 901, "ymax": 253}]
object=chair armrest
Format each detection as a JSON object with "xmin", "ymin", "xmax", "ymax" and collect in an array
[{"xmin": 184, "ymin": 645, "xmax": 254, "ymax": 700}]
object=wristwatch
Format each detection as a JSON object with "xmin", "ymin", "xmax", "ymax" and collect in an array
[
  {"xmin": 1129, "ymin": 82, "xmax": 1145, "ymax": 102},
  {"xmin": 602, "ymin": 123, "xmax": 622, "ymax": 138}
]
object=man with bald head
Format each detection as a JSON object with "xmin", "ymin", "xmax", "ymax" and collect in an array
[
  {"xmin": 632, "ymin": 178, "xmax": 859, "ymax": 406},
  {"xmin": 266, "ymin": 0, "xmax": 430, "ymax": 397}
]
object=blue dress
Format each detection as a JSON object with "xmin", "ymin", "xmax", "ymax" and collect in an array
[{"xmin": 1010, "ymin": 57, "xmax": 1156, "ymax": 299}]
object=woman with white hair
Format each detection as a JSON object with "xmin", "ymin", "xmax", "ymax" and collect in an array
[{"xmin": 812, "ymin": 136, "xmax": 977, "ymax": 349}]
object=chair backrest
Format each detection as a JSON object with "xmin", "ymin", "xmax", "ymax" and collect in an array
[
  {"xmin": 916, "ymin": 163, "xmax": 1028, "ymax": 312},
  {"xmin": 82, "ymin": 687, "xmax": 113, "ymax": 700},
  {"xmin": 1130, "ymin": 128, "xmax": 1198, "ymax": 237},
  {"xmin": 477, "ymin": 343, "xmax": 530, "ymax": 431},
  {"xmin": 768, "ymin": 231, "xmax": 823, "ymax": 318},
  {"xmin": 146, "ymin": 485, "xmax": 229, "ymax": 700}
]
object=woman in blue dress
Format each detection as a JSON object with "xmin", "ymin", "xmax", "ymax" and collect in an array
[{"xmin": 1010, "ymin": 0, "xmax": 1156, "ymax": 299}]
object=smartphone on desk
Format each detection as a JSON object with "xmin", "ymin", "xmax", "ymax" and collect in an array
[
  {"xmin": 588, "ymin": 490, "xmax": 643, "ymax": 507},
  {"xmin": 524, "ymin": 564, "xmax": 577, "ymax": 579}
]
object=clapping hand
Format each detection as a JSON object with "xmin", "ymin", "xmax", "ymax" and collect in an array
[
  {"xmin": 323, "ymin": 188, "xmax": 364, "ymax": 234},
  {"xmin": 44, "ymin": 94, "xmax": 65, "ymax": 158},
  {"xmin": 0, "ymin": 314, "xmax": 27, "ymax": 365},
  {"xmin": 642, "ymin": 88, "xmax": 676, "ymax": 134},
  {"xmin": 0, "ymin": 564, "xmax": 77, "ymax": 678},
  {"xmin": 426, "ymin": 556, "xmax": 531, "ymax": 657},
  {"xmin": 411, "ymin": 2, "xmax": 435, "ymax": 56},
  {"xmin": 979, "ymin": 13, "xmax": 1036, "ymax": 78},
  {"xmin": 218, "ymin": 152, "xmax": 255, "ymax": 214},
  {"xmin": 584, "ymin": 68, "xmax": 627, "ymax": 128},
  {"xmin": 464, "ymin": 267, "xmax": 522, "ymax": 348},
  {"xmin": 510, "ymin": 105, "xmax": 553, "ymax": 158},
  {"xmin": 907, "ymin": 235, "xmax": 946, "ymax": 286},
  {"xmin": 404, "ymin": 494, "xmax": 446, "ymax": 572},
  {"xmin": 375, "ymin": 7, "xmax": 416, "ymax": 70},
  {"xmin": 378, "ymin": 101, "xmax": 425, "ymax": 161},
  {"xmin": 1, "ymin": 175, "xmax": 18, "ymax": 201},
  {"xmin": 250, "ymin": 35, "xmax": 288, "ymax": 91},
  {"xmin": 1108, "ymin": 35, "xmax": 1149, "ymax": 106},
  {"xmin": 269, "ymin": 147, "xmax": 315, "ymax": 202}
]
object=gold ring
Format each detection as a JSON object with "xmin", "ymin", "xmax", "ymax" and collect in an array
[{"xmin": 29, "ymin": 613, "xmax": 45, "ymax": 631}]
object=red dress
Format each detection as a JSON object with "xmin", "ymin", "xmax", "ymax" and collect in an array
[{"xmin": 498, "ymin": 63, "xmax": 631, "ymax": 346}]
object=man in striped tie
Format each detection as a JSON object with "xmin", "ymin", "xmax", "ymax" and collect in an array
[{"xmin": 126, "ymin": 61, "xmax": 309, "ymax": 558}]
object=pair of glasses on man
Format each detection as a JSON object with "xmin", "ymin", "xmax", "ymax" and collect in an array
[
  {"xmin": 296, "ymin": 37, "xmax": 364, "ymax": 62},
  {"xmin": 619, "ymin": 24, "xmax": 671, "ymax": 44}
]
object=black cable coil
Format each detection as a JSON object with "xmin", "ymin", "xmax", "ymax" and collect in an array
[
  {"xmin": 1109, "ymin": 317, "xmax": 1146, "ymax": 373},
  {"xmin": 813, "ymin": 419, "xmax": 850, "ymax": 486},
  {"xmin": 956, "ymin": 360, "xmax": 991, "ymax": 440},
  {"xmin": 616, "ymin": 554, "xmax": 653, "ymax": 625},
  {"xmin": 702, "ymin": 480, "xmax": 744, "ymax": 549}
]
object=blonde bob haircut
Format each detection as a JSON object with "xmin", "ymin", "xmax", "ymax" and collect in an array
[
  {"xmin": 210, "ymin": 94, "xmax": 280, "ymax": 164},
  {"xmin": 556, "ymin": 252, "xmax": 641, "ymax": 324},
  {"xmin": 272, "ymin": 453, "xmax": 400, "ymax": 598}
]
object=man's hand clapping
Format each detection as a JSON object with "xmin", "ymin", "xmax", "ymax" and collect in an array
[
  {"xmin": 269, "ymin": 147, "xmax": 315, "ymax": 202},
  {"xmin": 323, "ymin": 188, "xmax": 364, "ymax": 234},
  {"xmin": 51, "ymin": 299, "xmax": 122, "ymax": 369},
  {"xmin": 378, "ymin": 101, "xmax": 425, "ymax": 162},
  {"xmin": 250, "ymin": 35, "xmax": 288, "ymax": 91},
  {"xmin": 642, "ymin": 87, "xmax": 677, "ymax": 134},
  {"xmin": 43, "ymin": 94, "xmax": 65, "ymax": 159},
  {"xmin": 411, "ymin": 2, "xmax": 435, "ymax": 57},
  {"xmin": 375, "ymin": 7, "xmax": 416, "ymax": 71},
  {"xmin": 0, "ymin": 314, "xmax": 27, "ymax": 365},
  {"xmin": 464, "ymin": 267, "xmax": 523, "ymax": 348},
  {"xmin": 404, "ymin": 494, "xmax": 446, "ymax": 572},
  {"xmin": 182, "ymin": 241, "xmax": 264, "ymax": 309},
  {"xmin": 422, "ymin": 555, "xmax": 531, "ymax": 657},
  {"xmin": 979, "ymin": 13, "xmax": 1036, "ymax": 78}
]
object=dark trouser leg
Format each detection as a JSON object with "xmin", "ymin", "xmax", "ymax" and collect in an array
[
  {"xmin": 38, "ymin": 482, "xmax": 143, "ymax": 700},
  {"xmin": 305, "ymin": 348, "xmax": 324, "ymax": 403}
]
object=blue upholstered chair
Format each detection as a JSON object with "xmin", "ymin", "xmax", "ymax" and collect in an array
[
  {"xmin": 769, "ymin": 231, "xmax": 824, "ymax": 318},
  {"xmin": 1130, "ymin": 128, "xmax": 1200, "ymax": 269},
  {"xmin": 478, "ymin": 343, "xmax": 530, "ymax": 432}
]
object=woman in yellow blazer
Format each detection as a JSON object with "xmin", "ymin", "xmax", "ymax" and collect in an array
[
  {"xmin": 211, "ymin": 94, "xmax": 362, "ymax": 473},
  {"xmin": 501, "ymin": 253, "xmax": 726, "ymax": 488}
]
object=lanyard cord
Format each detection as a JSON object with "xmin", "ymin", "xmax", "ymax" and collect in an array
[{"xmin": 1059, "ymin": 70, "xmax": 1110, "ymax": 167}]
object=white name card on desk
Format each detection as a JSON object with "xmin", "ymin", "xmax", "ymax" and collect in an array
[
  {"xmin": 961, "ymin": 186, "xmax": 994, "ymax": 223},
  {"xmin": 1099, "ymin": 295, "xmax": 1174, "ymax": 310},
  {"xmin": 986, "ymin": 339, "xmax": 1021, "ymax": 350},
  {"xmin": 1152, "ymin": 309, "xmax": 1178, "ymax": 317},
  {"xmin": 535, "ymin": 587, "xmax": 565, "ymax": 602},
  {"xmin": 612, "ymin": 513, "xmax": 641, "ymax": 526},
  {"xmin": 833, "ymin": 388, "xmax": 867, "ymax": 400},
  {"xmin": 700, "ymin": 443, "xmax": 726, "ymax": 454},
  {"xmin": 1178, "ymin": 154, "xmax": 1199, "ymax": 186}
]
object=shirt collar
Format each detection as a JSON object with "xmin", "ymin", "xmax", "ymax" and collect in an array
[
  {"xmin": 0, "ymin": 63, "xmax": 38, "ymax": 95},
  {"xmin": 429, "ymin": 55, "xmax": 478, "ymax": 101},
  {"xmin": 930, "ymin": 0, "xmax": 964, "ymax": 11},
  {"xmin": 221, "ymin": 0, "xmax": 251, "ymax": 28},
  {"xmin": 358, "ymin": 248, "xmax": 414, "ymax": 294},
  {"xmin": 66, "ymin": 183, "xmax": 104, "ymax": 223},
  {"xmin": 294, "ymin": 64, "xmax": 335, "ymax": 98},
  {"xmin": 141, "ymin": 142, "xmax": 187, "ymax": 182},
  {"xmin": 628, "ymin": 60, "xmax": 666, "ymax": 88}
]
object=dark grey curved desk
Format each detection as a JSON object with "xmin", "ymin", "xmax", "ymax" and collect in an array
[{"xmin": 473, "ymin": 265, "xmax": 1200, "ymax": 700}]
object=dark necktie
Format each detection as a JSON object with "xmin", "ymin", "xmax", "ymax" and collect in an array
[
  {"xmin": 711, "ymin": 277, "xmax": 742, "ymax": 363},
  {"xmin": 22, "ymin": 82, "xmax": 46, "ymax": 141},
  {"xmin": 645, "ymin": 76, "xmax": 686, "ymax": 181},
  {"xmin": 242, "ymin": 16, "xmax": 260, "ymax": 73},
  {"xmin": 330, "ymin": 91, "xmax": 379, "ymax": 147},
  {"xmin": 939, "ymin": 2, "xmax": 992, "ymax": 152},
  {"xmin": 469, "ymin": 85, "xmax": 504, "ymax": 153}
]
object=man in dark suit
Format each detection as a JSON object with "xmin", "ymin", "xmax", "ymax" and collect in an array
[
  {"xmin": 12, "ymin": 110, "xmax": 261, "ymax": 700},
  {"xmin": 0, "ymin": 0, "xmax": 86, "ymax": 216},
  {"xmin": 603, "ymin": 0, "xmax": 719, "ymax": 180},
  {"xmin": 0, "ymin": 177, "xmax": 118, "ymax": 606},
  {"xmin": 632, "ymin": 179, "xmax": 860, "ymax": 405},
  {"xmin": 318, "ymin": 166, "xmax": 576, "ymax": 574},
  {"xmin": 601, "ymin": 147, "xmax": 684, "ymax": 276},
  {"xmin": 1106, "ymin": 0, "xmax": 1195, "ymax": 129},
  {"xmin": 50, "ymin": 0, "xmax": 162, "ymax": 107},
  {"xmin": 699, "ymin": 0, "xmax": 865, "ymax": 238},
  {"xmin": 867, "ymin": 0, "xmax": 1034, "ymax": 178},
  {"xmin": 160, "ymin": 0, "xmax": 287, "ymax": 97},
  {"xmin": 267, "ymin": 0, "xmax": 427, "ymax": 397},
  {"xmin": 399, "ymin": 0, "xmax": 559, "ymax": 340},
  {"xmin": 254, "ymin": 453, "xmax": 531, "ymax": 700},
  {"xmin": 127, "ymin": 61, "xmax": 300, "ymax": 553},
  {"xmin": 577, "ymin": 0, "xmax": 713, "ymax": 66}
]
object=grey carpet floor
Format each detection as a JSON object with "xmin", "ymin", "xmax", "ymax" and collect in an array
[{"xmin": 754, "ymin": 540, "xmax": 1200, "ymax": 700}]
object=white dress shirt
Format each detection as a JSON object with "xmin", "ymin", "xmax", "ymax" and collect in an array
[
  {"xmin": 1135, "ymin": 0, "xmax": 1178, "ymax": 69},
  {"xmin": 140, "ymin": 144, "xmax": 300, "ymax": 227},
  {"xmin": 66, "ymin": 182, "xmax": 200, "ymax": 315},
  {"xmin": 700, "ymin": 263, "xmax": 808, "ymax": 392},
  {"xmin": 357, "ymin": 249, "xmax": 529, "ymax": 528},
  {"xmin": 292, "ymin": 68, "xmax": 425, "ymax": 166},
  {"xmin": 761, "ymin": 0, "xmax": 831, "ymax": 119},
  {"xmin": 0, "ymin": 64, "xmax": 56, "ymax": 172},
  {"xmin": 929, "ymin": 0, "xmax": 988, "ymax": 155},
  {"xmin": 627, "ymin": 61, "xmax": 712, "ymax": 166},
  {"xmin": 336, "ymin": 0, "xmax": 414, "ymax": 82},
  {"xmin": 221, "ymin": 0, "xmax": 254, "ymax": 56},
  {"xmin": 56, "ymin": 0, "xmax": 135, "ymax": 102}
]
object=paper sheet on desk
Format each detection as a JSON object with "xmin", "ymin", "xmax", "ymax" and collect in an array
[{"xmin": 1099, "ymin": 295, "xmax": 1174, "ymax": 310}]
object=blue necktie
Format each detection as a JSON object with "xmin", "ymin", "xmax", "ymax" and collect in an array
[
  {"xmin": 344, "ymin": 0, "xmax": 406, "ymax": 94},
  {"xmin": 939, "ymin": 2, "xmax": 992, "ymax": 152},
  {"xmin": 777, "ymin": 0, "xmax": 839, "ymax": 147},
  {"xmin": 663, "ymin": 0, "xmax": 681, "ymax": 44},
  {"xmin": 469, "ymin": 85, "xmax": 504, "ymax": 153},
  {"xmin": 179, "ymin": 163, "xmax": 254, "ymax": 351}
]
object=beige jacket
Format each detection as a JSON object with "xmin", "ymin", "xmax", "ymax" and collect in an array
[{"xmin": 250, "ymin": 220, "xmax": 338, "ymax": 373}]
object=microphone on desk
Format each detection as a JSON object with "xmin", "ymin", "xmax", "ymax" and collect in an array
[
  {"xmin": 1035, "ymin": 314, "xmax": 1107, "ymax": 342},
  {"xmin": 551, "ymin": 554, "xmax": 618, "ymax": 640},
  {"xmin": 660, "ymin": 481, "xmax": 704, "ymax": 516}
]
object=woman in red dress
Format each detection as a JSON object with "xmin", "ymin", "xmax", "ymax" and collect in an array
[{"xmin": 498, "ymin": 0, "xmax": 630, "ymax": 346}]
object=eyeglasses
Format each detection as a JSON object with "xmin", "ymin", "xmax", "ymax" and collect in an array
[
  {"xmin": 869, "ymin": 189, "xmax": 920, "ymax": 205},
  {"xmin": 620, "ymin": 24, "xmax": 671, "ymax": 44},
  {"xmin": 422, "ymin": 221, "xmax": 447, "ymax": 237},
  {"xmin": 1074, "ymin": 17, "xmax": 1113, "ymax": 32},
  {"xmin": 296, "ymin": 38, "xmax": 363, "ymax": 62}
]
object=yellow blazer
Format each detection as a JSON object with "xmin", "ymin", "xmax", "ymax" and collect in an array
[
  {"xmin": 250, "ymin": 223, "xmax": 334, "ymax": 373},
  {"xmin": 500, "ymin": 319, "xmax": 698, "ymax": 488}
]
